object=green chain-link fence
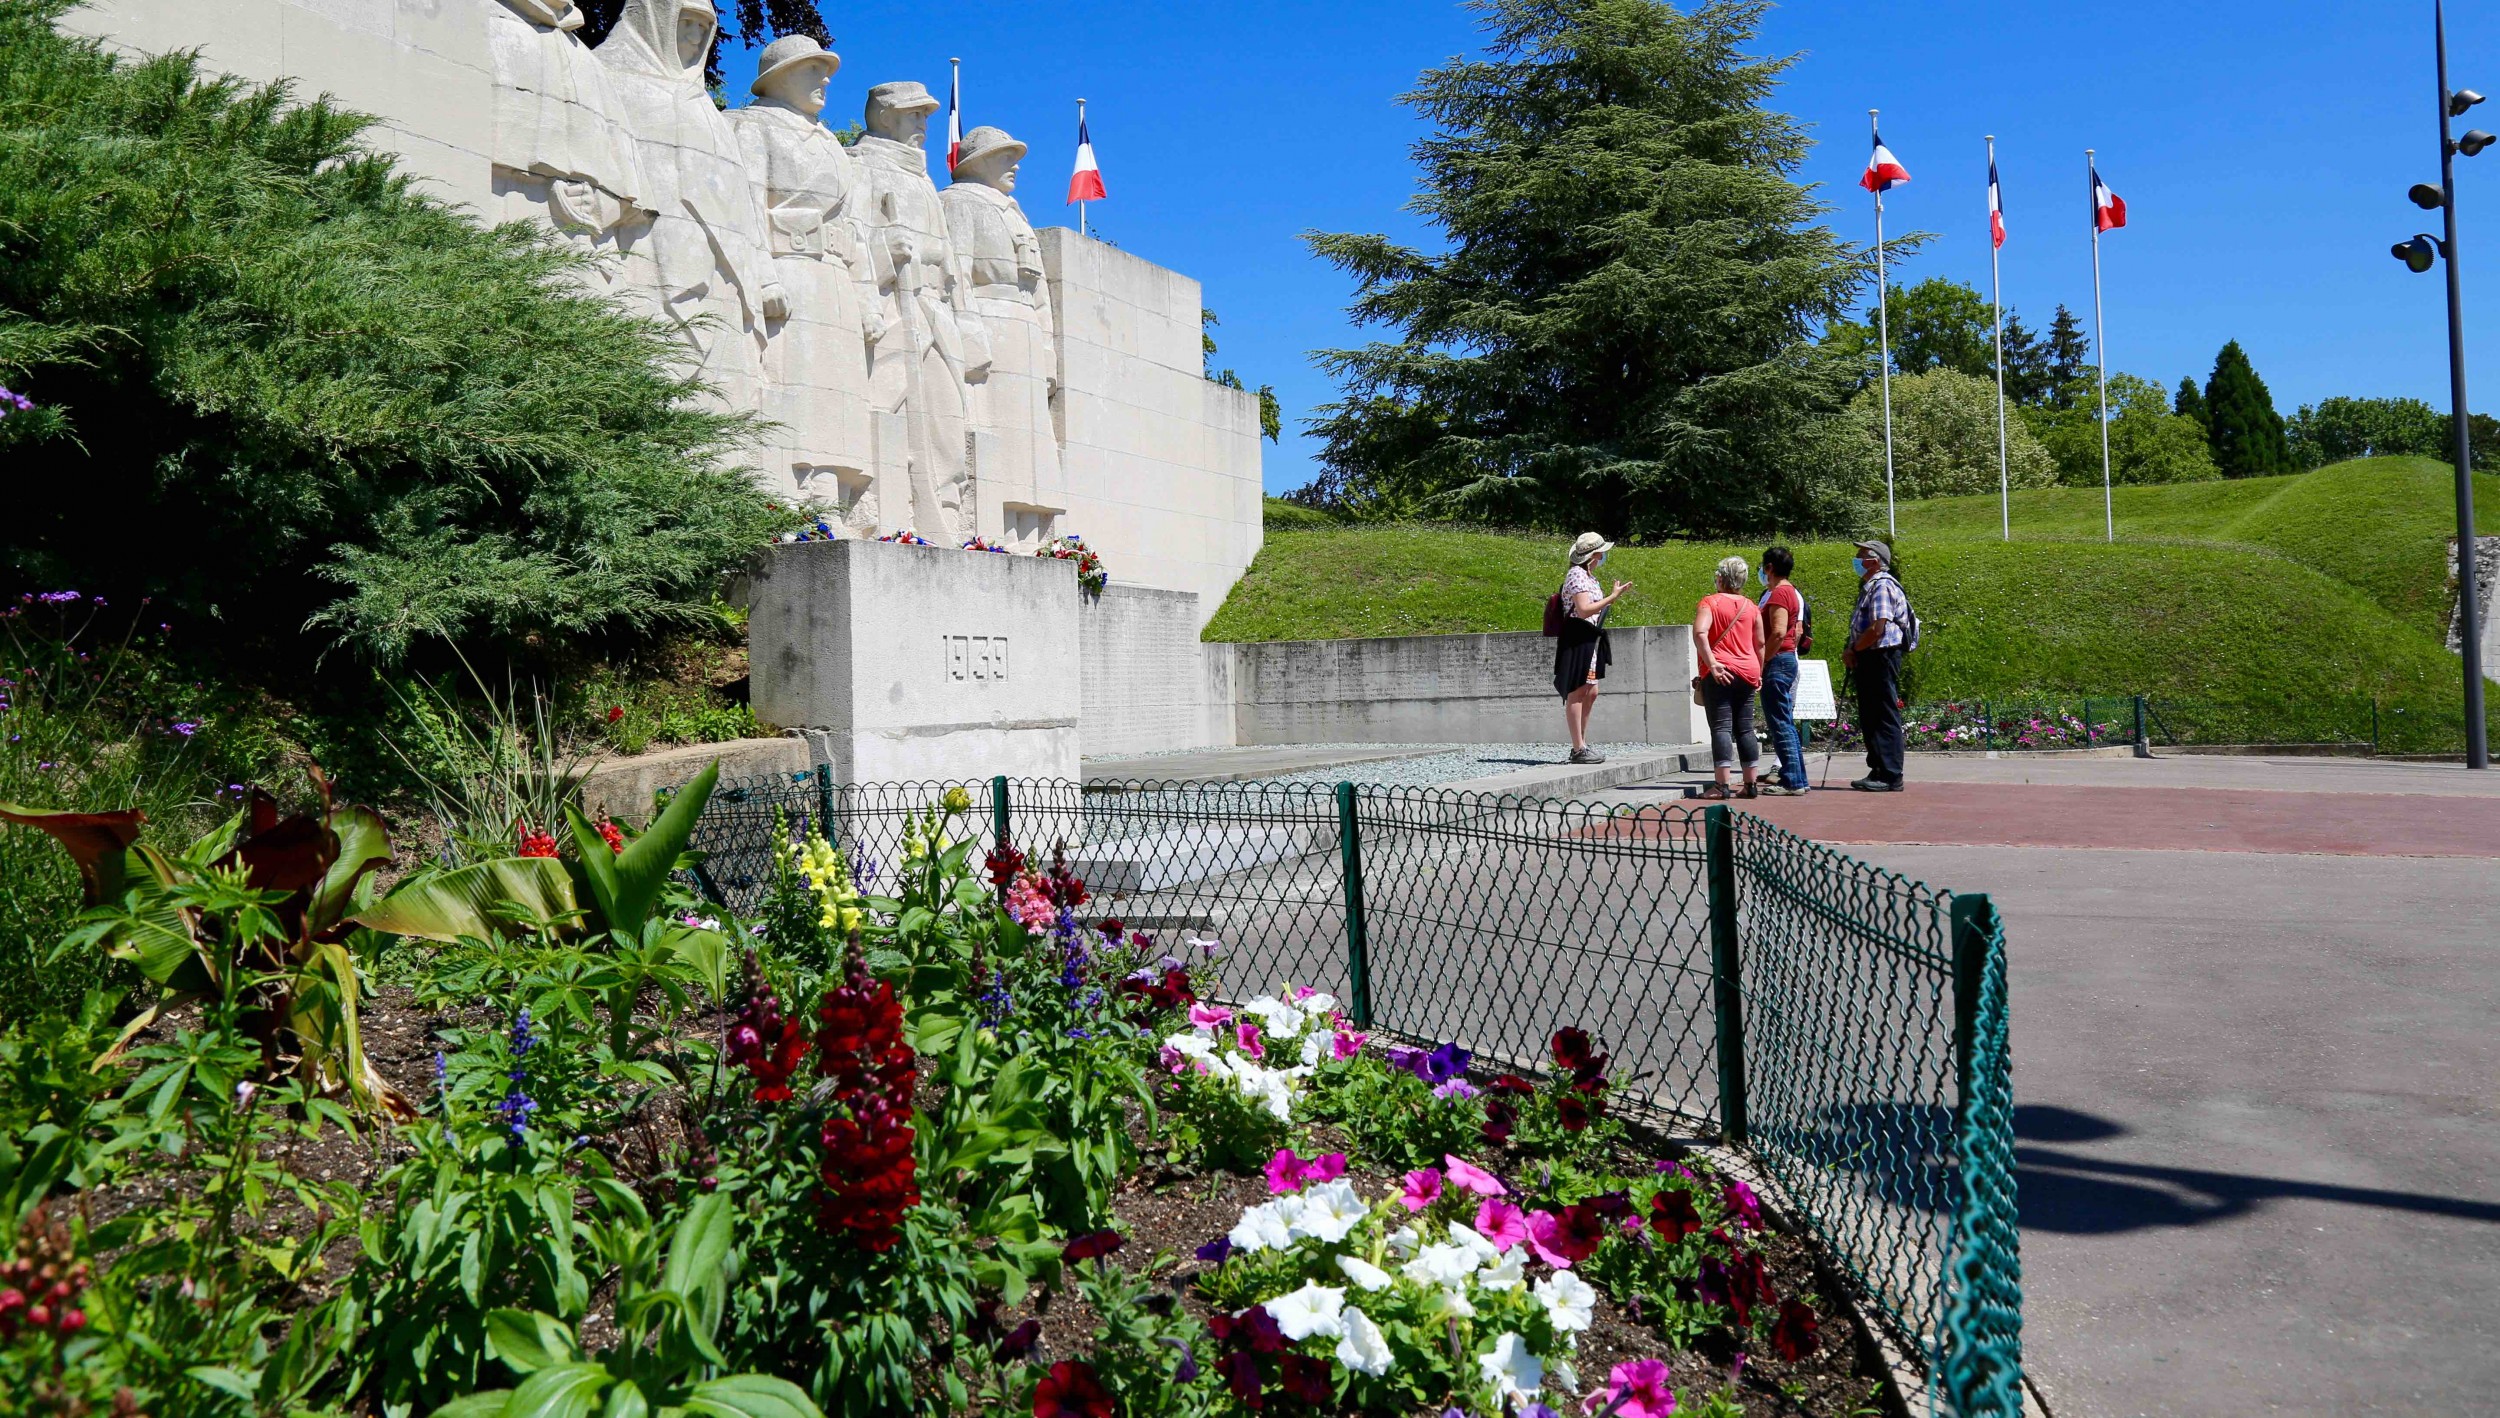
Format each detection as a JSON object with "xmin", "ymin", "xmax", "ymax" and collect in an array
[{"xmin": 685, "ymin": 769, "xmax": 2022, "ymax": 1416}]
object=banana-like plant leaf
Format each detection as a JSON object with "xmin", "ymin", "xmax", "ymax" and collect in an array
[
  {"xmin": 306, "ymin": 804, "xmax": 393, "ymax": 939},
  {"xmin": 352, "ymin": 859, "xmax": 581, "ymax": 942},
  {"xmin": 0, "ymin": 803, "xmax": 144, "ymax": 903},
  {"xmin": 293, "ymin": 940, "xmax": 415, "ymax": 1118},
  {"xmin": 565, "ymin": 762, "xmax": 718, "ymax": 936}
]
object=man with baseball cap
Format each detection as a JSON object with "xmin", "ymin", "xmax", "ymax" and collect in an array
[{"xmin": 1841, "ymin": 539, "xmax": 1913, "ymax": 792}]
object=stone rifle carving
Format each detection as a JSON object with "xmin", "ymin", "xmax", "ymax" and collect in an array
[
  {"xmin": 940, "ymin": 125, "xmax": 1067, "ymax": 542},
  {"xmin": 852, "ymin": 80, "xmax": 992, "ymax": 543},
  {"xmin": 488, "ymin": 0, "xmax": 649, "ymax": 255},
  {"xmin": 597, "ymin": 0, "xmax": 782, "ymax": 416},
  {"xmin": 729, "ymin": 36, "xmax": 879, "ymax": 511}
]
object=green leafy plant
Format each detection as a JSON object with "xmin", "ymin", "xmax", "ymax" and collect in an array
[{"xmin": 430, "ymin": 1191, "xmax": 823, "ymax": 1418}]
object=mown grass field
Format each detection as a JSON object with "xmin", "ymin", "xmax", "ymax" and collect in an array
[{"xmin": 1215, "ymin": 460, "xmax": 2500, "ymax": 750}]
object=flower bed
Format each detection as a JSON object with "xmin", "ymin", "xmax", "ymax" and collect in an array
[{"xmin": 0, "ymin": 773, "xmax": 1902, "ymax": 1418}]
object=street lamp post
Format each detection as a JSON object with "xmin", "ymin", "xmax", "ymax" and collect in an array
[{"xmin": 2394, "ymin": 0, "xmax": 2493, "ymax": 768}]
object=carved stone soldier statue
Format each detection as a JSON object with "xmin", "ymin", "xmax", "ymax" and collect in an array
[
  {"xmin": 852, "ymin": 80, "xmax": 991, "ymax": 541},
  {"xmin": 729, "ymin": 36, "xmax": 878, "ymax": 510},
  {"xmin": 488, "ymin": 0, "xmax": 649, "ymax": 263},
  {"xmin": 939, "ymin": 126, "xmax": 1066, "ymax": 541},
  {"xmin": 597, "ymin": 0, "xmax": 782, "ymax": 415}
]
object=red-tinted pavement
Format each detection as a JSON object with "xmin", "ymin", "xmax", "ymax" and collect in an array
[{"xmin": 1605, "ymin": 780, "xmax": 2500, "ymax": 858}]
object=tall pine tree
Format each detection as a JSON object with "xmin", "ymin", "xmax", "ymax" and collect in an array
[
  {"xmin": 2174, "ymin": 375, "xmax": 2209, "ymax": 431},
  {"xmin": 2204, "ymin": 340, "xmax": 2293, "ymax": 477},
  {"xmin": 1302, "ymin": 0, "xmax": 1868, "ymax": 537},
  {"xmin": 2000, "ymin": 312, "xmax": 2051, "ymax": 406},
  {"xmin": 2043, "ymin": 305, "xmax": 2091, "ymax": 407}
]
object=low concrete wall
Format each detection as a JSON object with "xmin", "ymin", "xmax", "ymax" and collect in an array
[
  {"xmin": 1079, "ymin": 584, "xmax": 1234, "ymax": 757},
  {"xmin": 578, "ymin": 737, "xmax": 811, "ymax": 826},
  {"xmin": 1231, "ymin": 625, "xmax": 1700, "ymax": 747}
]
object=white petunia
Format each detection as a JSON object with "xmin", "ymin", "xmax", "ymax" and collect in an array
[
  {"xmin": 1476, "ymin": 1246, "xmax": 1526, "ymax": 1293},
  {"xmin": 1437, "ymin": 1284, "xmax": 1477, "ymax": 1318},
  {"xmin": 1165, "ymin": 1033, "xmax": 1215, "ymax": 1061},
  {"xmin": 1401, "ymin": 1242, "xmax": 1479, "ymax": 1289},
  {"xmin": 1298, "ymin": 1029, "xmax": 1336, "ymax": 1068},
  {"xmin": 1533, "ymin": 1270, "xmax": 1596, "ymax": 1333},
  {"xmin": 1262, "ymin": 1281, "xmax": 1347, "ymax": 1341},
  {"xmin": 1335, "ymin": 1305, "xmax": 1393, "ymax": 1376},
  {"xmin": 1244, "ymin": 995, "xmax": 1304, "ymax": 1037},
  {"xmin": 1289, "ymin": 1179, "xmax": 1369, "ymax": 1245},
  {"xmin": 1447, "ymin": 1221, "xmax": 1500, "ymax": 1267},
  {"xmin": 1228, "ymin": 1200, "xmax": 1295, "ymax": 1254},
  {"xmin": 1297, "ymin": 991, "xmax": 1339, "ymax": 1019},
  {"xmin": 1478, "ymin": 1332, "xmax": 1544, "ymax": 1402},
  {"xmin": 1336, "ymin": 1254, "xmax": 1394, "ymax": 1292},
  {"xmin": 1385, "ymin": 1225, "xmax": 1423, "ymax": 1259}
]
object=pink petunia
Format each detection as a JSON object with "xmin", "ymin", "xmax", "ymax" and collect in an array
[
  {"xmin": 1332, "ymin": 1030, "xmax": 1369, "ymax": 1060},
  {"xmin": 1524, "ymin": 1209, "xmax": 1572, "ymax": 1267},
  {"xmin": 1266, "ymin": 1148, "xmax": 1309, "ymax": 1195},
  {"xmin": 1596, "ymin": 1358, "xmax": 1677, "ymax": 1418},
  {"xmin": 1189, "ymin": 1003, "xmax": 1234, "ymax": 1030},
  {"xmin": 1399, "ymin": 1168, "xmax": 1444, "ymax": 1211},
  {"xmin": 1722, "ymin": 1180, "xmax": 1763, "ymax": 1231},
  {"xmin": 1300, "ymin": 1152, "xmax": 1349, "ymax": 1186},
  {"xmin": 1160, "ymin": 1045, "xmax": 1185, "ymax": 1074},
  {"xmin": 1441, "ymin": 1155, "xmax": 1508, "ymax": 1197},
  {"xmin": 1236, "ymin": 1020, "xmax": 1264, "ymax": 1059},
  {"xmin": 1474, "ymin": 1198, "xmax": 1529, "ymax": 1250}
]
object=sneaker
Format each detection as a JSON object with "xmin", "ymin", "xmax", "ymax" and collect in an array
[
  {"xmin": 1755, "ymin": 784, "xmax": 1803, "ymax": 797},
  {"xmin": 1568, "ymin": 747, "xmax": 1606, "ymax": 765}
]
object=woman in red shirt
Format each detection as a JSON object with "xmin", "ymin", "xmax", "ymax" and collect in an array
[{"xmin": 1692, "ymin": 555, "xmax": 1766, "ymax": 800}]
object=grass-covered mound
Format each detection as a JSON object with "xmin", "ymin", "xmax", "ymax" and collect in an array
[{"xmin": 1218, "ymin": 459, "xmax": 2499, "ymax": 749}]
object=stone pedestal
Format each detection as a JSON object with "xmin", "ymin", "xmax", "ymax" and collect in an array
[{"xmin": 748, "ymin": 538, "xmax": 1079, "ymax": 783}]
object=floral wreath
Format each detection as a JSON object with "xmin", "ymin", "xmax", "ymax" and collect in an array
[{"xmin": 1037, "ymin": 534, "xmax": 1109, "ymax": 595}]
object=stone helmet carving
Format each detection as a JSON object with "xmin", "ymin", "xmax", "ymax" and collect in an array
[
  {"xmin": 954, "ymin": 127, "xmax": 1027, "ymax": 174},
  {"xmin": 750, "ymin": 34, "xmax": 840, "ymax": 97}
]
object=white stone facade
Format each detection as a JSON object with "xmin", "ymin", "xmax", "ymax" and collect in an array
[{"xmin": 62, "ymin": 0, "xmax": 1263, "ymax": 624}]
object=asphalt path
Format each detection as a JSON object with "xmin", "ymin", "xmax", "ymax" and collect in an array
[{"xmin": 1600, "ymin": 757, "xmax": 2500, "ymax": 1417}]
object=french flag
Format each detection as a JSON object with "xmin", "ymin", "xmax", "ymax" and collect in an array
[
  {"xmin": 1861, "ymin": 130, "xmax": 1911, "ymax": 193},
  {"xmin": 1068, "ymin": 113, "xmax": 1107, "ymax": 204},
  {"xmin": 2091, "ymin": 161, "xmax": 2127, "ymax": 232},
  {"xmin": 1988, "ymin": 158, "xmax": 2006, "ymax": 249},
  {"xmin": 946, "ymin": 63, "xmax": 963, "ymax": 174}
]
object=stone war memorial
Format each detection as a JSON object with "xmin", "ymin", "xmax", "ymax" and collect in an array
[{"xmin": 62, "ymin": 0, "xmax": 1270, "ymax": 781}]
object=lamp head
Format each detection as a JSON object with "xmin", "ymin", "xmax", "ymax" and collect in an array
[
  {"xmin": 2393, "ymin": 233, "xmax": 2443, "ymax": 273},
  {"xmin": 2412, "ymin": 182, "xmax": 2450, "ymax": 210},
  {"xmin": 2453, "ymin": 88, "xmax": 2487, "ymax": 117},
  {"xmin": 2461, "ymin": 129, "xmax": 2498, "ymax": 158}
]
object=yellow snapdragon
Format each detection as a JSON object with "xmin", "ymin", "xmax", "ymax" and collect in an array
[{"xmin": 790, "ymin": 834, "xmax": 865, "ymax": 937}]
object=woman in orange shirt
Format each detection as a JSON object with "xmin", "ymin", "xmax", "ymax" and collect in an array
[{"xmin": 1692, "ymin": 555, "xmax": 1766, "ymax": 800}]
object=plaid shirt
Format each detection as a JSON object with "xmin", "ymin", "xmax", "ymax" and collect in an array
[{"xmin": 1850, "ymin": 572, "xmax": 1908, "ymax": 650}]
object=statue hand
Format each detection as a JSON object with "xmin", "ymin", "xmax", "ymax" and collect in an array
[{"xmin": 762, "ymin": 285, "xmax": 790, "ymax": 322}]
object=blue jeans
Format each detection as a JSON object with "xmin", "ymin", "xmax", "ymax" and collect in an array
[{"xmin": 1761, "ymin": 651, "xmax": 1808, "ymax": 790}]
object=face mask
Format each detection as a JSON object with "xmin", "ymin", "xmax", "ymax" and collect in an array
[{"xmin": 1851, "ymin": 557, "xmax": 1869, "ymax": 577}]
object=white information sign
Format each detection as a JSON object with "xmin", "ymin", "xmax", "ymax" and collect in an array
[{"xmin": 1792, "ymin": 658, "xmax": 1838, "ymax": 721}]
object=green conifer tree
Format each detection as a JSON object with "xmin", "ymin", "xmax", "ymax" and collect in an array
[
  {"xmin": 2204, "ymin": 340, "xmax": 2294, "ymax": 478},
  {"xmin": 1999, "ymin": 313, "xmax": 2052, "ymax": 406},
  {"xmin": 2174, "ymin": 375, "xmax": 2209, "ymax": 431},
  {"xmin": 2043, "ymin": 305, "xmax": 2091, "ymax": 407},
  {"xmin": 1302, "ymin": 0, "xmax": 1870, "ymax": 536}
]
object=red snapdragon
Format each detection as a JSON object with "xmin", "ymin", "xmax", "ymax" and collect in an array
[{"xmin": 813, "ymin": 945, "xmax": 919, "ymax": 1251}]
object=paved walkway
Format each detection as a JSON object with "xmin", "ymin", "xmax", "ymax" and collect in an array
[{"xmin": 1599, "ymin": 755, "xmax": 2500, "ymax": 1417}]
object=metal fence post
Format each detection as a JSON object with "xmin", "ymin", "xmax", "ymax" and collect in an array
[
  {"xmin": 990, "ymin": 774, "xmax": 1013, "ymax": 900},
  {"xmin": 815, "ymin": 763, "xmax": 835, "ymax": 842},
  {"xmin": 2132, "ymin": 695, "xmax": 2151, "ymax": 758},
  {"xmin": 1705, "ymin": 804, "xmax": 1749, "ymax": 1144},
  {"xmin": 1950, "ymin": 892, "xmax": 1999, "ymax": 1110},
  {"xmin": 1335, "ymin": 782, "xmax": 1375, "ymax": 1029}
]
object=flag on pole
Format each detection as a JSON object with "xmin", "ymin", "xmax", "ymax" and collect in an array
[
  {"xmin": 1861, "ymin": 130, "xmax": 1911, "ymax": 193},
  {"xmin": 946, "ymin": 61, "xmax": 963, "ymax": 174},
  {"xmin": 2091, "ymin": 161, "xmax": 2127, "ymax": 231},
  {"xmin": 1068, "ymin": 111, "xmax": 1107, "ymax": 204},
  {"xmin": 1988, "ymin": 158, "xmax": 2007, "ymax": 249}
]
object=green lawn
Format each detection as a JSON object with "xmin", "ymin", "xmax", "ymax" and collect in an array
[{"xmin": 1213, "ymin": 459, "xmax": 2500, "ymax": 750}]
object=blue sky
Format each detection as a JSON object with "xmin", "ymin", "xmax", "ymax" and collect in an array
[{"xmin": 721, "ymin": 1, "xmax": 2500, "ymax": 496}]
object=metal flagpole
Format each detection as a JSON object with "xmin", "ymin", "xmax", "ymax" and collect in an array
[
  {"xmin": 1874, "ymin": 110, "xmax": 1897, "ymax": 538},
  {"xmin": 1078, "ymin": 97, "xmax": 1090, "ymax": 238},
  {"xmin": 2090, "ymin": 148, "xmax": 2114, "ymax": 543},
  {"xmin": 2436, "ymin": 0, "xmax": 2489, "ymax": 767},
  {"xmin": 1990, "ymin": 135, "xmax": 2009, "ymax": 542}
]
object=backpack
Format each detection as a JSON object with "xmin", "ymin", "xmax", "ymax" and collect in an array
[
  {"xmin": 1871, "ymin": 571, "xmax": 1920, "ymax": 652},
  {"xmin": 1542, "ymin": 592, "xmax": 1567, "ymax": 638},
  {"xmin": 1794, "ymin": 588, "xmax": 1814, "ymax": 654}
]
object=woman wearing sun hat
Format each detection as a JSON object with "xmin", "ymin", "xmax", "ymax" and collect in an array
[{"xmin": 1554, "ymin": 532, "xmax": 1632, "ymax": 764}]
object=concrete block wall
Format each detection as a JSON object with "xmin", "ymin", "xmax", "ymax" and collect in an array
[
  {"xmin": 62, "ymin": 0, "xmax": 499, "ymax": 211},
  {"xmin": 1078, "ymin": 584, "xmax": 1235, "ymax": 757},
  {"xmin": 1230, "ymin": 626, "xmax": 1700, "ymax": 748},
  {"xmin": 1042, "ymin": 228, "xmax": 1265, "ymax": 628}
]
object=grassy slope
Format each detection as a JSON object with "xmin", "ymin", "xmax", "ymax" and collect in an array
[
  {"xmin": 1212, "ymin": 459, "xmax": 2499, "ymax": 747},
  {"xmin": 1894, "ymin": 457, "xmax": 2500, "ymax": 638}
]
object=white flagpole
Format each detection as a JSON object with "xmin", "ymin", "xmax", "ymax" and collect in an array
[
  {"xmin": 1078, "ymin": 97, "xmax": 1090, "ymax": 238},
  {"xmin": 2090, "ymin": 148, "xmax": 2113, "ymax": 543},
  {"xmin": 949, "ymin": 57, "xmax": 962, "ymax": 174},
  {"xmin": 1990, "ymin": 136, "xmax": 2009, "ymax": 542},
  {"xmin": 1874, "ymin": 109, "xmax": 1897, "ymax": 538}
]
